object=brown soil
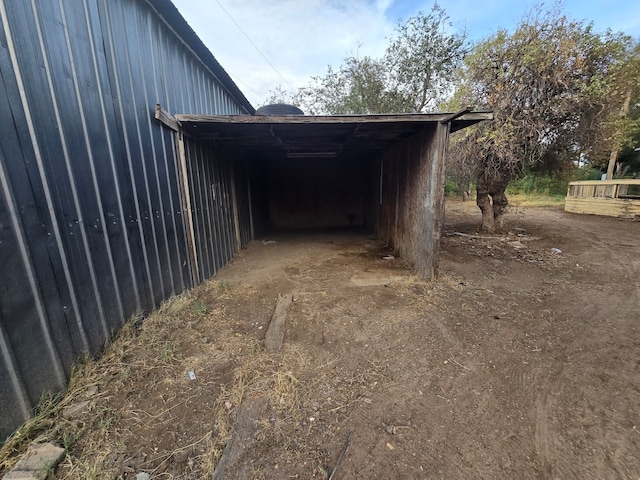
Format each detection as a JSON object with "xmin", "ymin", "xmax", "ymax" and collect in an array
[{"xmin": 2, "ymin": 201, "xmax": 639, "ymax": 479}]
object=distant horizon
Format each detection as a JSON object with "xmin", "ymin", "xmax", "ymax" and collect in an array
[{"xmin": 172, "ymin": 0, "xmax": 640, "ymax": 107}]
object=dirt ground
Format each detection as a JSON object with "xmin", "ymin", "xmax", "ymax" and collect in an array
[{"xmin": 1, "ymin": 200, "xmax": 639, "ymax": 479}]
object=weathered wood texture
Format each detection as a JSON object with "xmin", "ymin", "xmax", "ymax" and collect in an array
[
  {"xmin": 264, "ymin": 293, "xmax": 293, "ymax": 352},
  {"xmin": 176, "ymin": 112, "xmax": 492, "ymax": 127},
  {"xmin": 212, "ymin": 292, "xmax": 292, "ymax": 478},
  {"xmin": 565, "ymin": 180, "xmax": 640, "ymax": 219},
  {"xmin": 155, "ymin": 103, "xmax": 179, "ymax": 131},
  {"xmin": 375, "ymin": 123, "xmax": 450, "ymax": 280},
  {"xmin": 211, "ymin": 396, "xmax": 269, "ymax": 480}
]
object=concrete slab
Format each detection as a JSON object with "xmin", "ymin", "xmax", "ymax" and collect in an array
[{"xmin": 3, "ymin": 442, "xmax": 65, "ymax": 480}]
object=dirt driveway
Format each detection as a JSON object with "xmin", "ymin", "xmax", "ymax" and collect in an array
[{"xmin": 3, "ymin": 201, "xmax": 638, "ymax": 479}]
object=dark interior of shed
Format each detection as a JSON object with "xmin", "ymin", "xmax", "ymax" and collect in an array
[
  {"xmin": 176, "ymin": 114, "xmax": 449, "ymax": 235},
  {"xmin": 246, "ymin": 156, "xmax": 374, "ymax": 233},
  {"xmin": 172, "ymin": 111, "xmax": 493, "ymax": 241}
]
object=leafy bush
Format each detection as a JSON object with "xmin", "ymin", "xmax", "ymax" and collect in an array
[
  {"xmin": 571, "ymin": 166, "xmax": 603, "ymax": 181},
  {"xmin": 506, "ymin": 174, "xmax": 568, "ymax": 197},
  {"xmin": 445, "ymin": 179, "xmax": 460, "ymax": 197}
]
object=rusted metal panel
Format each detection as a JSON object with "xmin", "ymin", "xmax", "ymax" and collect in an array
[{"xmin": 0, "ymin": 0, "xmax": 251, "ymax": 441}]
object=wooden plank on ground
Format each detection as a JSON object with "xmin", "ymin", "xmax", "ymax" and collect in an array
[
  {"xmin": 264, "ymin": 293, "xmax": 293, "ymax": 352},
  {"xmin": 211, "ymin": 396, "xmax": 268, "ymax": 480},
  {"xmin": 211, "ymin": 294, "xmax": 293, "ymax": 478}
]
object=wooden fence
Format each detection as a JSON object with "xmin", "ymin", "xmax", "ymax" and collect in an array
[{"xmin": 565, "ymin": 180, "xmax": 640, "ymax": 219}]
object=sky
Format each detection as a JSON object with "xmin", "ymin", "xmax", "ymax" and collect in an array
[{"xmin": 171, "ymin": 0, "xmax": 640, "ymax": 107}]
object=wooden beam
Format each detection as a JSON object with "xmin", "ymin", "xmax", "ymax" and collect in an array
[
  {"xmin": 175, "ymin": 111, "xmax": 494, "ymax": 125},
  {"xmin": 264, "ymin": 293, "xmax": 293, "ymax": 352},
  {"xmin": 175, "ymin": 132, "xmax": 199, "ymax": 286},
  {"xmin": 155, "ymin": 103, "xmax": 179, "ymax": 131},
  {"xmin": 247, "ymin": 175, "xmax": 255, "ymax": 240},
  {"xmin": 440, "ymin": 106, "xmax": 472, "ymax": 124},
  {"xmin": 229, "ymin": 163, "xmax": 242, "ymax": 253}
]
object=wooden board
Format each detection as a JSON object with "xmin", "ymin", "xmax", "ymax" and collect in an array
[
  {"xmin": 564, "ymin": 197, "xmax": 640, "ymax": 219},
  {"xmin": 264, "ymin": 293, "xmax": 293, "ymax": 352}
]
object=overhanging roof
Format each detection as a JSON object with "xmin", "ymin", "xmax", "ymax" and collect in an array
[{"xmin": 174, "ymin": 112, "xmax": 493, "ymax": 160}]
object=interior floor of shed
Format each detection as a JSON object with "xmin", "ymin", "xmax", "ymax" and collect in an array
[{"xmin": 4, "ymin": 201, "xmax": 639, "ymax": 480}]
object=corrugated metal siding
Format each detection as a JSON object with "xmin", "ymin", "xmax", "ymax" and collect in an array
[
  {"xmin": 183, "ymin": 138, "xmax": 240, "ymax": 283},
  {"xmin": 234, "ymin": 164, "xmax": 253, "ymax": 248},
  {"xmin": 0, "ymin": 0, "xmax": 251, "ymax": 441}
]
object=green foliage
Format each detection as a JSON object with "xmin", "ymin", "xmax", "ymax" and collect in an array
[
  {"xmin": 262, "ymin": 85, "xmax": 303, "ymax": 109},
  {"xmin": 506, "ymin": 174, "xmax": 567, "ymax": 197},
  {"xmin": 191, "ymin": 299, "xmax": 208, "ymax": 316},
  {"xmin": 571, "ymin": 167, "xmax": 603, "ymax": 181},
  {"xmin": 384, "ymin": 3, "xmax": 468, "ymax": 112},
  {"xmin": 300, "ymin": 56, "xmax": 394, "ymax": 114},
  {"xmin": 447, "ymin": 2, "xmax": 637, "ymax": 230},
  {"xmin": 298, "ymin": 3, "xmax": 467, "ymax": 114},
  {"xmin": 444, "ymin": 180, "xmax": 460, "ymax": 197}
]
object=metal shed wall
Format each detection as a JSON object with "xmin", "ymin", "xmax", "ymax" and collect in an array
[
  {"xmin": 0, "ymin": 0, "xmax": 251, "ymax": 441},
  {"xmin": 181, "ymin": 139, "xmax": 252, "ymax": 284}
]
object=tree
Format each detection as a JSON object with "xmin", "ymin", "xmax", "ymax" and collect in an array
[
  {"xmin": 384, "ymin": 3, "xmax": 468, "ymax": 112},
  {"xmin": 300, "ymin": 55, "xmax": 393, "ymax": 114},
  {"xmin": 602, "ymin": 42, "xmax": 640, "ymax": 178},
  {"xmin": 298, "ymin": 3, "xmax": 467, "ymax": 115},
  {"xmin": 449, "ymin": 5, "xmax": 635, "ymax": 232},
  {"xmin": 262, "ymin": 85, "xmax": 302, "ymax": 108}
]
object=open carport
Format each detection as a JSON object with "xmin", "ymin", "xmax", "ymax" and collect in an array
[{"xmin": 157, "ymin": 108, "xmax": 492, "ymax": 281}]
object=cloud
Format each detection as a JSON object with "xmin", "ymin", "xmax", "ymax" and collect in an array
[
  {"xmin": 172, "ymin": 0, "xmax": 640, "ymax": 108},
  {"xmin": 173, "ymin": 0, "xmax": 396, "ymax": 105}
]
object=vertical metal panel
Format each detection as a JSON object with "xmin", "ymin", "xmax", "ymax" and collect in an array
[
  {"xmin": 181, "ymin": 139, "xmax": 247, "ymax": 282},
  {"xmin": 0, "ymin": 0, "xmax": 252, "ymax": 441},
  {"xmin": 234, "ymin": 163, "xmax": 253, "ymax": 248},
  {"xmin": 207, "ymin": 151, "xmax": 225, "ymax": 274}
]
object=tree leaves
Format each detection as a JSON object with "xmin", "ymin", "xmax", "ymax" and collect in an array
[{"xmin": 291, "ymin": 4, "xmax": 467, "ymax": 115}]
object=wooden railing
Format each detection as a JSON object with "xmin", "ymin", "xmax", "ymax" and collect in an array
[{"xmin": 565, "ymin": 180, "xmax": 640, "ymax": 219}]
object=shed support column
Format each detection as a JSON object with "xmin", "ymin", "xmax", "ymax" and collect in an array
[
  {"xmin": 412, "ymin": 121, "xmax": 452, "ymax": 280},
  {"xmin": 428, "ymin": 121, "xmax": 451, "ymax": 279},
  {"xmin": 247, "ymin": 176, "xmax": 255, "ymax": 240},
  {"xmin": 155, "ymin": 104, "xmax": 200, "ymax": 287},
  {"xmin": 175, "ymin": 131, "xmax": 200, "ymax": 286},
  {"xmin": 230, "ymin": 164, "xmax": 242, "ymax": 252}
]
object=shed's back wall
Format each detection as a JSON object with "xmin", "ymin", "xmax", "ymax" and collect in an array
[
  {"xmin": 265, "ymin": 158, "xmax": 371, "ymax": 231},
  {"xmin": 0, "ymin": 0, "xmax": 249, "ymax": 441}
]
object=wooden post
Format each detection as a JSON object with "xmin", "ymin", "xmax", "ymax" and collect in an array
[
  {"xmin": 175, "ymin": 131, "xmax": 199, "ymax": 286},
  {"xmin": 155, "ymin": 104, "xmax": 199, "ymax": 285},
  {"xmin": 430, "ymin": 121, "xmax": 451, "ymax": 279},
  {"xmin": 247, "ymin": 175, "xmax": 255, "ymax": 240},
  {"xmin": 229, "ymin": 163, "xmax": 242, "ymax": 253}
]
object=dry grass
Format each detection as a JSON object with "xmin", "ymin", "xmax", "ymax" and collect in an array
[
  {"xmin": 506, "ymin": 193, "xmax": 566, "ymax": 208},
  {"xmin": 0, "ymin": 281, "xmax": 316, "ymax": 479}
]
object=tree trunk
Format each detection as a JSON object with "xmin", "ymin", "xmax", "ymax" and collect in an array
[
  {"xmin": 477, "ymin": 170, "xmax": 510, "ymax": 233},
  {"xmin": 476, "ymin": 175, "xmax": 495, "ymax": 233},
  {"xmin": 459, "ymin": 181, "xmax": 471, "ymax": 201},
  {"xmin": 606, "ymin": 88, "xmax": 633, "ymax": 180},
  {"xmin": 490, "ymin": 185, "xmax": 509, "ymax": 231}
]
